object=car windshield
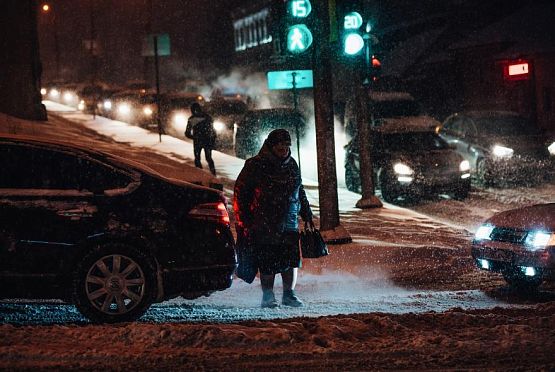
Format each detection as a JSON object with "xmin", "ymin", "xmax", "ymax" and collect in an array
[
  {"xmin": 371, "ymin": 100, "xmax": 421, "ymax": 118},
  {"xmin": 474, "ymin": 116, "xmax": 542, "ymax": 136},
  {"xmin": 382, "ymin": 132, "xmax": 449, "ymax": 151}
]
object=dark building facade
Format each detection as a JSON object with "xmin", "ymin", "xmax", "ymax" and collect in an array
[
  {"xmin": 228, "ymin": 0, "xmax": 554, "ymax": 132},
  {"xmin": 1, "ymin": 0, "xmax": 47, "ymax": 120}
]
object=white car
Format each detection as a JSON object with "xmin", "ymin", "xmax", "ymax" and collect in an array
[{"xmin": 472, "ymin": 203, "xmax": 555, "ymax": 291}]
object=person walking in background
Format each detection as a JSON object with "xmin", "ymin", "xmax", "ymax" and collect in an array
[
  {"xmin": 233, "ymin": 129, "xmax": 314, "ymax": 308},
  {"xmin": 185, "ymin": 102, "xmax": 216, "ymax": 175}
]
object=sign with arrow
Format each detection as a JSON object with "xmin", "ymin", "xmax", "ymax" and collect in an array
[{"xmin": 267, "ymin": 69, "xmax": 313, "ymax": 90}]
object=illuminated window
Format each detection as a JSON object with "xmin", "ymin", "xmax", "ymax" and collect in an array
[{"xmin": 233, "ymin": 8, "xmax": 272, "ymax": 52}]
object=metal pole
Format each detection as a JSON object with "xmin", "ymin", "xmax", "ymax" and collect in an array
[
  {"xmin": 292, "ymin": 72, "xmax": 301, "ymax": 176},
  {"xmin": 153, "ymin": 35, "xmax": 162, "ymax": 143},
  {"xmin": 355, "ymin": 30, "xmax": 382, "ymax": 208},
  {"xmin": 312, "ymin": 0, "xmax": 351, "ymax": 243},
  {"xmin": 53, "ymin": 11, "xmax": 60, "ymax": 81}
]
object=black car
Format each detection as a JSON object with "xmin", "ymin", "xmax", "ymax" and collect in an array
[
  {"xmin": 204, "ymin": 98, "xmax": 248, "ymax": 150},
  {"xmin": 472, "ymin": 203, "xmax": 555, "ymax": 291},
  {"xmin": 235, "ymin": 108, "xmax": 306, "ymax": 159},
  {"xmin": 77, "ymin": 84, "xmax": 107, "ymax": 113},
  {"xmin": 0, "ymin": 135, "xmax": 236, "ymax": 323},
  {"xmin": 158, "ymin": 93, "xmax": 205, "ymax": 137},
  {"xmin": 439, "ymin": 111, "xmax": 555, "ymax": 186},
  {"xmin": 104, "ymin": 90, "xmax": 158, "ymax": 128},
  {"xmin": 345, "ymin": 128, "xmax": 471, "ymax": 203}
]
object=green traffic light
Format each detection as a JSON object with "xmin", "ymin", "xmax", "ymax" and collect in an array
[
  {"xmin": 287, "ymin": 24, "xmax": 313, "ymax": 53},
  {"xmin": 344, "ymin": 33, "xmax": 364, "ymax": 55},
  {"xmin": 289, "ymin": 0, "xmax": 312, "ymax": 18}
]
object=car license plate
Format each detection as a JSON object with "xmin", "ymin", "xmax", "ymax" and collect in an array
[{"xmin": 480, "ymin": 248, "xmax": 513, "ymax": 262}]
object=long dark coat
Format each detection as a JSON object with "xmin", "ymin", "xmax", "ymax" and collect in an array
[{"xmin": 233, "ymin": 141, "xmax": 312, "ymax": 281}]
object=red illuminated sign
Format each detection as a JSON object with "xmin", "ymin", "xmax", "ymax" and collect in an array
[
  {"xmin": 503, "ymin": 60, "xmax": 530, "ymax": 81},
  {"xmin": 508, "ymin": 63, "xmax": 529, "ymax": 76}
]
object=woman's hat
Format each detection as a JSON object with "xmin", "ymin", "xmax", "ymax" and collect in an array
[{"xmin": 266, "ymin": 129, "xmax": 291, "ymax": 146}]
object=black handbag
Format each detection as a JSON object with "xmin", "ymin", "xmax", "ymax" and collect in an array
[{"xmin": 300, "ymin": 223, "xmax": 329, "ymax": 258}]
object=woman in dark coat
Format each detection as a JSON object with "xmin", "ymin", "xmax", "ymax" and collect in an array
[{"xmin": 233, "ymin": 129, "xmax": 313, "ymax": 308}]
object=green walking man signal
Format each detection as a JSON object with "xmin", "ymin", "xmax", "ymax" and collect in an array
[{"xmin": 285, "ymin": 0, "xmax": 313, "ymax": 54}]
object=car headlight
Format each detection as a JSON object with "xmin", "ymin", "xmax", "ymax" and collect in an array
[
  {"xmin": 459, "ymin": 160, "xmax": 470, "ymax": 172},
  {"xmin": 103, "ymin": 100, "xmax": 112, "ymax": 110},
  {"xmin": 117, "ymin": 103, "xmax": 131, "ymax": 115},
  {"xmin": 78, "ymin": 100, "xmax": 85, "ymax": 111},
  {"xmin": 173, "ymin": 113, "xmax": 187, "ymax": 126},
  {"xmin": 49, "ymin": 89, "xmax": 60, "ymax": 98},
  {"xmin": 143, "ymin": 106, "xmax": 153, "ymax": 116},
  {"xmin": 40, "ymin": 88, "xmax": 47, "ymax": 95},
  {"xmin": 213, "ymin": 120, "xmax": 226, "ymax": 132},
  {"xmin": 548, "ymin": 142, "xmax": 555, "ymax": 155},
  {"xmin": 475, "ymin": 224, "xmax": 494, "ymax": 240},
  {"xmin": 393, "ymin": 163, "xmax": 414, "ymax": 175},
  {"xmin": 525, "ymin": 230, "xmax": 555, "ymax": 250},
  {"xmin": 492, "ymin": 145, "xmax": 514, "ymax": 158},
  {"xmin": 63, "ymin": 92, "xmax": 75, "ymax": 102}
]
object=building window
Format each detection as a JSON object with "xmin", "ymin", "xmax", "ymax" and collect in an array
[{"xmin": 233, "ymin": 8, "xmax": 272, "ymax": 52}]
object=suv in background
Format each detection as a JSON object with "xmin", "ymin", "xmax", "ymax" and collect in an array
[
  {"xmin": 439, "ymin": 111, "xmax": 554, "ymax": 186},
  {"xmin": 0, "ymin": 135, "xmax": 236, "ymax": 323},
  {"xmin": 345, "ymin": 127, "xmax": 471, "ymax": 204},
  {"xmin": 234, "ymin": 108, "xmax": 306, "ymax": 159},
  {"xmin": 344, "ymin": 91, "xmax": 437, "ymax": 136}
]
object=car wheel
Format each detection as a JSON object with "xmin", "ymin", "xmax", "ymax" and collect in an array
[
  {"xmin": 379, "ymin": 170, "xmax": 398, "ymax": 204},
  {"xmin": 475, "ymin": 158, "xmax": 493, "ymax": 187},
  {"xmin": 73, "ymin": 243, "xmax": 157, "ymax": 323},
  {"xmin": 502, "ymin": 270, "xmax": 542, "ymax": 292},
  {"xmin": 345, "ymin": 161, "xmax": 361, "ymax": 193}
]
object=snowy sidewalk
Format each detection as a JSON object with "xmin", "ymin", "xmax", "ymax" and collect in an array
[{"xmin": 42, "ymin": 101, "xmax": 468, "ymax": 237}]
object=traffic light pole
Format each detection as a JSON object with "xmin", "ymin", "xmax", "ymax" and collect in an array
[
  {"xmin": 355, "ymin": 37, "xmax": 382, "ymax": 209},
  {"xmin": 291, "ymin": 72, "xmax": 301, "ymax": 175},
  {"xmin": 312, "ymin": 0, "xmax": 351, "ymax": 243}
]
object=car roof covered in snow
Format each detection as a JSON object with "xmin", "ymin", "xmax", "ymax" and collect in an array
[{"xmin": 0, "ymin": 133, "xmax": 215, "ymax": 192}]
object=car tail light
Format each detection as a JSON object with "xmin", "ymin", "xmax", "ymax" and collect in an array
[{"xmin": 188, "ymin": 202, "xmax": 230, "ymax": 225}]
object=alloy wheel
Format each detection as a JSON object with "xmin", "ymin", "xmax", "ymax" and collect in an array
[{"xmin": 85, "ymin": 254, "xmax": 146, "ymax": 315}]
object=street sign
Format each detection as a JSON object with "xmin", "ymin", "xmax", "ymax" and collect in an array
[
  {"xmin": 267, "ymin": 70, "xmax": 314, "ymax": 90},
  {"xmin": 142, "ymin": 34, "xmax": 171, "ymax": 57}
]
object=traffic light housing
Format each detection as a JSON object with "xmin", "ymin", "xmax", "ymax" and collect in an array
[
  {"xmin": 369, "ymin": 55, "xmax": 381, "ymax": 81},
  {"xmin": 284, "ymin": 0, "xmax": 314, "ymax": 54},
  {"xmin": 337, "ymin": 0, "xmax": 365, "ymax": 56}
]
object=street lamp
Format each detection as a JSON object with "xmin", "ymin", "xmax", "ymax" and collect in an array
[{"xmin": 40, "ymin": 2, "xmax": 60, "ymax": 81}]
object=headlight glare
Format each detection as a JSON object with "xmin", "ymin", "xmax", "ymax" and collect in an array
[
  {"xmin": 213, "ymin": 121, "xmax": 226, "ymax": 132},
  {"xmin": 525, "ymin": 231, "xmax": 555, "ymax": 249},
  {"xmin": 475, "ymin": 224, "xmax": 494, "ymax": 240},
  {"xmin": 143, "ymin": 106, "xmax": 153, "ymax": 116},
  {"xmin": 393, "ymin": 163, "xmax": 414, "ymax": 175},
  {"xmin": 173, "ymin": 113, "xmax": 187, "ymax": 126},
  {"xmin": 459, "ymin": 160, "xmax": 470, "ymax": 172},
  {"xmin": 103, "ymin": 100, "xmax": 112, "ymax": 110},
  {"xmin": 548, "ymin": 142, "xmax": 555, "ymax": 155},
  {"xmin": 492, "ymin": 145, "xmax": 514, "ymax": 158},
  {"xmin": 118, "ymin": 103, "xmax": 131, "ymax": 115}
]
